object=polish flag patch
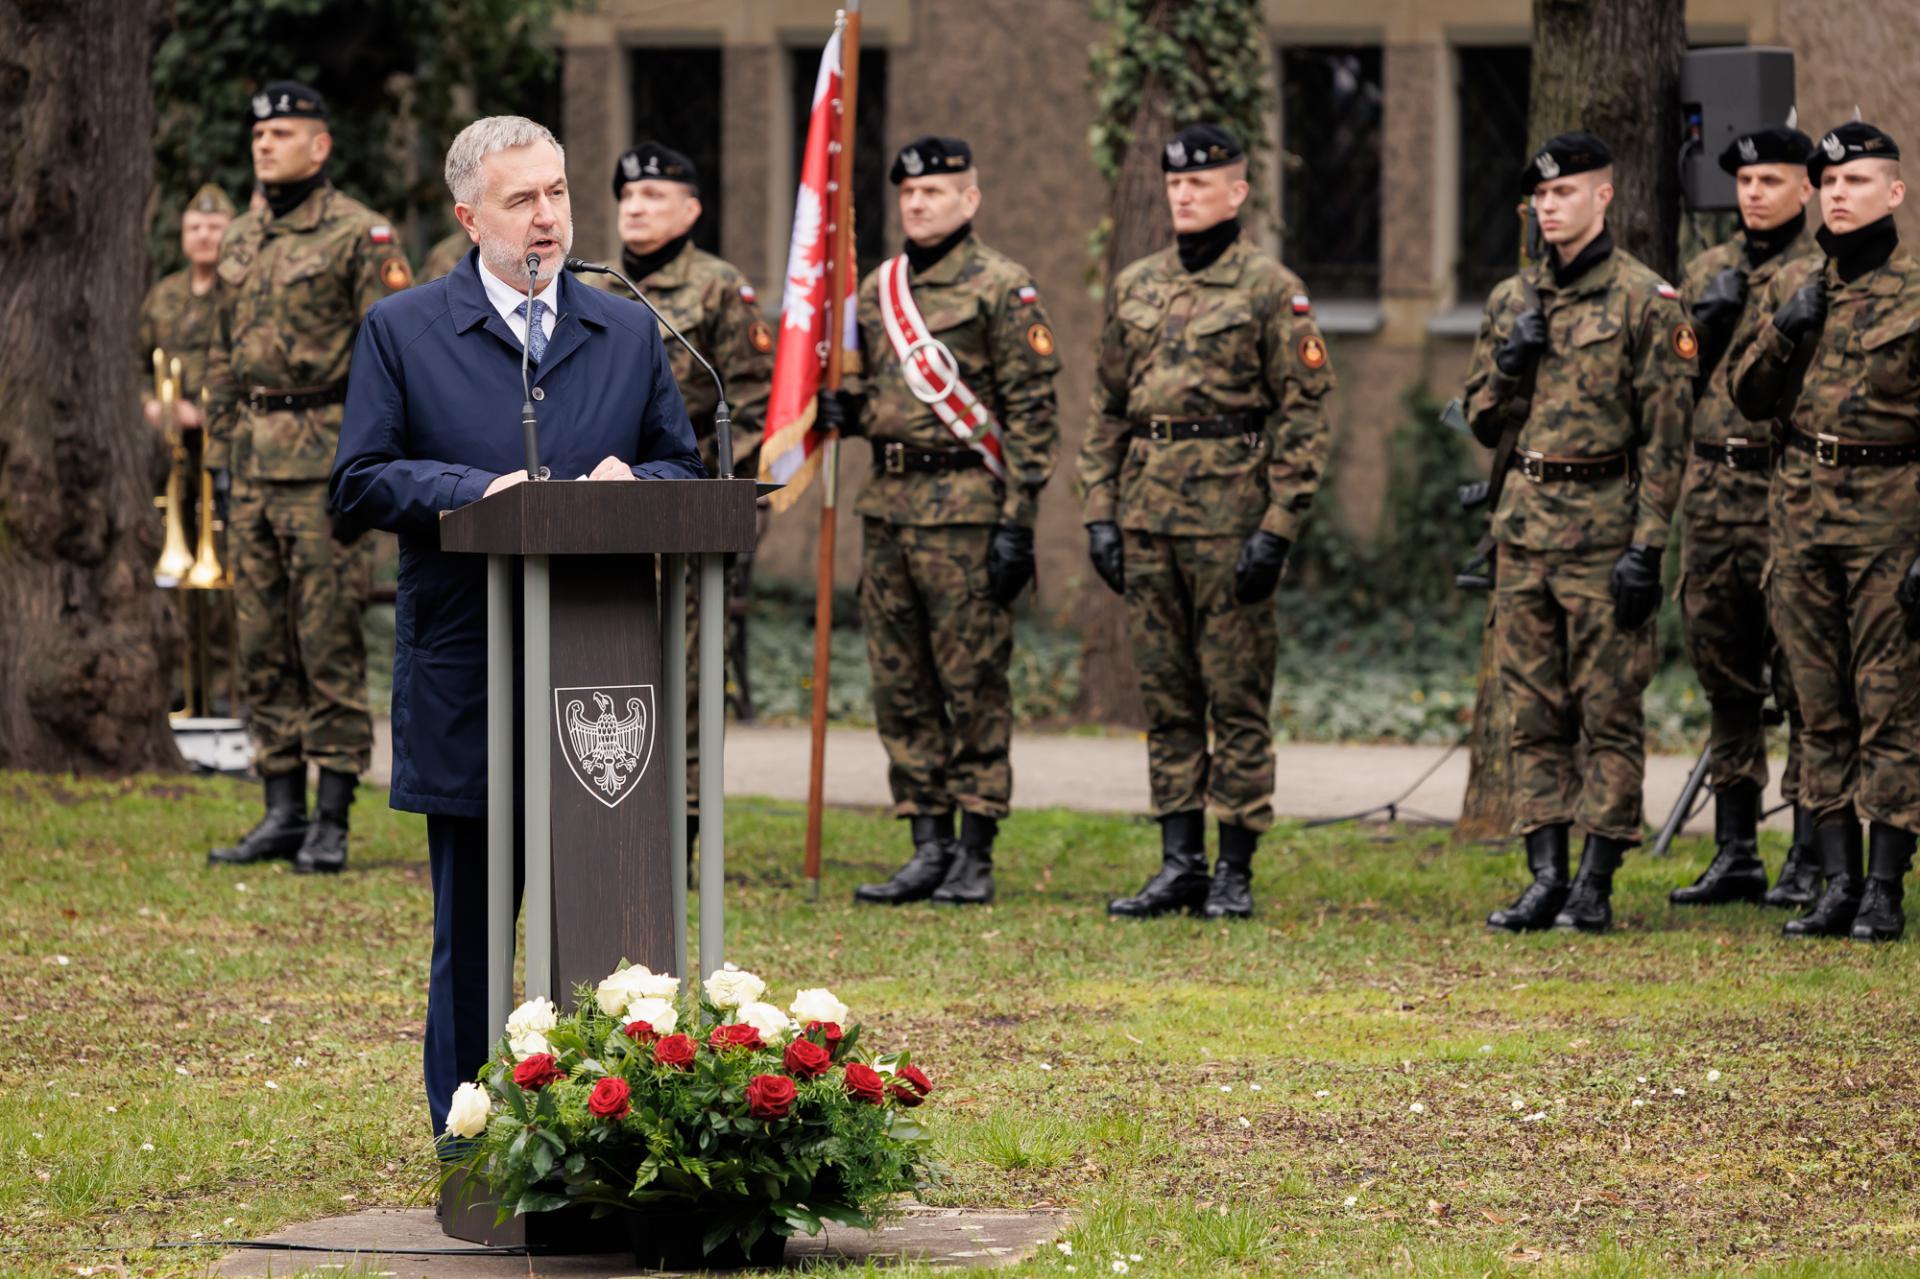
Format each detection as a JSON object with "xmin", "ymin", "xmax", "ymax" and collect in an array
[
  {"xmin": 1655, "ymin": 281, "xmax": 1679, "ymax": 300},
  {"xmin": 1291, "ymin": 293, "xmax": 1312, "ymax": 314},
  {"xmin": 369, "ymin": 224, "xmax": 393, "ymax": 245},
  {"xmin": 739, "ymin": 284, "xmax": 758, "ymax": 304},
  {"xmin": 1016, "ymin": 285, "xmax": 1039, "ymax": 305}
]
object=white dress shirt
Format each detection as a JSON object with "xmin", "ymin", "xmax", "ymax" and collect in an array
[{"xmin": 475, "ymin": 255, "xmax": 559, "ymax": 350}]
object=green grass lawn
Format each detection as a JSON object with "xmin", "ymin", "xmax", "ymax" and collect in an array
[{"xmin": 4, "ymin": 773, "xmax": 1919, "ymax": 1277}]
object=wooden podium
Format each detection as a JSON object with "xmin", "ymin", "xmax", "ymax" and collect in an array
[{"xmin": 435, "ymin": 476, "xmax": 758, "ymax": 1249}]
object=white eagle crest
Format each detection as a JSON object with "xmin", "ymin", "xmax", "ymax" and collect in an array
[
  {"xmin": 1738, "ymin": 137, "xmax": 1758, "ymax": 163},
  {"xmin": 1823, "ymin": 133, "xmax": 1846, "ymax": 161},
  {"xmin": 564, "ymin": 691, "xmax": 645, "ymax": 799},
  {"xmin": 252, "ymin": 93, "xmax": 273, "ymax": 119},
  {"xmin": 621, "ymin": 152, "xmax": 641, "ymax": 181},
  {"xmin": 1536, "ymin": 151, "xmax": 1560, "ymax": 180},
  {"xmin": 780, "ymin": 184, "xmax": 825, "ymax": 333},
  {"xmin": 1165, "ymin": 139, "xmax": 1187, "ymax": 168}
]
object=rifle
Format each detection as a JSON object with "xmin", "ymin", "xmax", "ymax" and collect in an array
[{"xmin": 1453, "ymin": 204, "xmax": 1548, "ymax": 591}]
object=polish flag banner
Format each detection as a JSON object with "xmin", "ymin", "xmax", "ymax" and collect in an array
[{"xmin": 759, "ymin": 27, "xmax": 856, "ymax": 511}]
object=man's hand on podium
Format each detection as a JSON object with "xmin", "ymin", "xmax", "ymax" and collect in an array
[
  {"xmin": 589, "ymin": 455, "xmax": 637, "ymax": 481},
  {"xmin": 484, "ymin": 470, "xmax": 530, "ymax": 497}
]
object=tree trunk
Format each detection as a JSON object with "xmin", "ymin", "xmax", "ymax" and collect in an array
[
  {"xmin": 1458, "ymin": 0, "xmax": 1686, "ymax": 835},
  {"xmin": 0, "ymin": 0, "xmax": 182, "ymax": 773}
]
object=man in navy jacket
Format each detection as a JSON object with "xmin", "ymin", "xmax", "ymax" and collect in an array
[{"xmin": 329, "ymin": 115, "xmax": 703, "ymax": 1138}]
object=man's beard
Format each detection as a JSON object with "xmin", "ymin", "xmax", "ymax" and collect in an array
[{"xmin": 478, "ymin": 220, "xmax": 573, "ymax": 285}]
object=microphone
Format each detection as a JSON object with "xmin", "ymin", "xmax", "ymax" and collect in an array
[
  {"xmin": 519, "ymin": 251, "xmax": 548, "ymax": 482},
  {"xmin": 566, "ymin": 256, "xmax": 733, "ymax": 479}
]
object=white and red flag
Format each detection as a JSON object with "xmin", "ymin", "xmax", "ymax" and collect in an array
[{"xmin": 759, "ymin": 25, "xmax": 857, "ymax": 511}]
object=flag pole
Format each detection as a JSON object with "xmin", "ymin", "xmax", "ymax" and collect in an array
[{"xmin": 804, "ymin": 2, "xmax": 860, "ymax": 900}]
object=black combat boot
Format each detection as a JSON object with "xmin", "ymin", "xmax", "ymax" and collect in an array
[
  {"xmin": 932, "ymin": 813, "xmax": 997, "ymax": 905},
  {"xmin": 1851, "ymin": 823, "xmax": 1914, "ymax": 943},
  {"xmin": 1783, "ymin": 821, "xmax": 1863, "ymax": 938},
  {"xmin": 1671, "ymin": 781, "xmax": 1768, "ymax": 905},
  {"xmin": 208, "ymin": 771, "xmax": 308, "ymax": 866},
  {"xmin": 1763, "ymin": 804, "xmax": 1822, "ymax": 908},
  {"xmin": 1109, "ymin": 811, "xmax": 1209, "ymax": 918},
  {"xmin": 1553, "ymin": 833, "xmax": 1628, "ymax": 932},
  {"xmin": 1203, "ymin": 823, "xmax": 1258, "ymax": 919},
  {"xmin": 1487, "ymin": 823, "xmax": 1570, "ymax": 932},
  {"xmin": 854, "ymin": 814, "xmax": 954, "ymax": 905},
  {"xmin": 293, "ymin": 769, "xmax": 356, "ymax": 874}
]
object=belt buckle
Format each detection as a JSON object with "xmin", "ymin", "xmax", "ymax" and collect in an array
[
  {"xmin": 1721, "ymin": 437, "xmax": 1750, "ymax": 469},
  {"xmin": 883, "ymin": 442, "xmax": 906, "ymax": 475},
  {"xmin": 1815, "ymin": 432, "xmax": 1841, "ymax": 467},
  {"xmin": 1519, "ymin": 449, "xmax": 1546, "ymax": 483},
  {"xmin": 1145, "ymin": 417, "xmax": 1173, "ymax": 443}
]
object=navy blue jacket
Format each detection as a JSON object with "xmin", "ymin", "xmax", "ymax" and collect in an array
[{"xmin": 330, "ymin": 250, "xmax": 705, "ymax": 816}]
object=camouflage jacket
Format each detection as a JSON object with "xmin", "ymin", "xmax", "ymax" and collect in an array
[
  {"xmin": 204, "ymin": 185, "xmax": 412, "ymax": 478},
  {"xmin": 844, "ymin": 233, "xmax": 1061, "ymax": 527},
  {"xmin": 1732, "ymin": 246, "xmax": 1920, "ymax": 551},
  {"xmin": 1464, "ymin": 245, "xmax": 1696, "ymax": 551},
  {"xmin": 585, "ymin": 245, "xmax": 773, "ymax": 473},
  {"xmin": 136, "ymin": 268, "xmax": 224, "ymax": 404},
  {"xmin": 420, "ymin": 229, "xmax": 471, "ymax": 284},
  {"xmin": 1077, "ymin": 237, "xmax": 1334, "ymax": 540},
  {"xmin": 1680, "ymin": 222, "xmax": 1819, "ymax": 528}
]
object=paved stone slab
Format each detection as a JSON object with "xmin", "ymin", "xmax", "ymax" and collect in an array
[{"xmin": 214, "ymin": 1205, "xmax": 1070, "ymax": 1276}]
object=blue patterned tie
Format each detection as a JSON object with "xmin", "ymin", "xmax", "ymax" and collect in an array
[{"xmin": 515, "ymin": 298, "xmax": 549, "ymax": 364}]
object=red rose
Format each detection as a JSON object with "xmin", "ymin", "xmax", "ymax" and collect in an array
[
  {"xmin": 807, "ymin": 1020, "xmax": 845, "ymax": 1049},
  {"xmin": 843, "ymin": 1062, "xmax": 885, "ymax": 1105},
  {"xmin": 623, "ymin": 1019, "xmax": 657, "ymax": 1043},
  {"xmin": 653, "ymin": 1034, "xmax": 697, "ymax": 1070},
  {"xmin": 783, "ymin": 1037, "xmax": 832, "ymax": 1079},
  {"xmin": 745, "ymin": 1073, "xmax": 797, "ymax": 1120},
  {"xmin": 588, "ymin": 1076, "xmax": 631, "ymax": 1120},
  {"xmin": 709, "ymin": 1022, "xmax": 764, "ymax": 1052},
  {"xmin": 512, "ymin": 1053, "xmax": 562, "ymax": 1090},
  {"xmin": 888, "ymin": 1063, "xmax": 934, "ymax": 1106}
]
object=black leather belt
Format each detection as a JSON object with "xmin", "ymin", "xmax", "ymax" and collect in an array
[
  {"xmin": 1783, "ymin": 426, "xmax": 1920, "ymax": 467},
  {"xmin": 1128, "ymin": 412, "xmax": 1264, "ymax": 443},
  {"xmin": 1506, "ymin": 448, "xmax": 1630, "ymax": 483},
  {"xmin": 1693, "ymin": 439, "xmax": 1772, "ymax": 472},
  {"xmin": 248, "ymin": 383, "xmax": 348, "ymax": 412},
  {"xmin": 875, "ymin": 441, "xmax": 986, "ymax": 475}
]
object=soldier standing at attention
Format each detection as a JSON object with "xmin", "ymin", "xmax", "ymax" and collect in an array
[
  {"xmin": 818, "ymin": 135, "xmax": 1060, "ymax": 907},
  {"xmin": 1670, "ymin": 122, "xmax": 1821, "ymax": 909},
  {"xmin": 582, "ymin": 143, "xmax": 774, "ymax": 854},
  {"xmin": 203, "ymin": 82, "xmax": 413, "ymax": 874},
  {"xmin": 1466, "ymin": 132, "xmax": 1695, "ymax": 934},
  {"xmin": 1732, "ymin": 121, "xmax": 1920, "ymax": 942},
  {"xmin": 1078, "ymin": 124, "xmax": 1334, "ymax": 920},
  {"xmin": 138, "ymin": 183, "xmax": 237, "ymax": 429}
]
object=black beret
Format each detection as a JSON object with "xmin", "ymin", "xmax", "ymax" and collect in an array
[
  {"xmin": 890, "ymin": 136, "xmax": 972, "ymax": 184},
  {"xmin": 249, "ymin": 80, "xmax": 327, "ymax": 125},
  {"xmin": 1520, "ymin": 131, "xmax": 1612, "ymax": 192},
  {"xmin": 1718, "ymin": 123, "xmax": 1815, "ymax": 174},
  {"xmin": 614, "ymin": 142, "xmax": 699, "ymax": 196},
  {"xmin": 1808, "ymin": 121, "xmax": 1901, "ymax": 181},
  {"xmin": 1161, "ymin": 123, "xmax": 1243, "ymax": 173}
]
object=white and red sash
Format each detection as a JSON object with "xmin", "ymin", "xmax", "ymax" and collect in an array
[{"xmin": 876, "ymin": 254, "xmax": 1008, "ymax": 480}]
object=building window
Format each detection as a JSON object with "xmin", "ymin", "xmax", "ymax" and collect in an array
[
  {"xmin": 1455, "ymin": 46, "xmax": 1531, "ymax": 302},
  {"xmin": 1279, "ymin": 46, "xmax": 1383, "ymax": 299},
  {"xmin": 628, "ymin": 47, "xmax": 724, "ymax": 256},
  {"xmin": 788, "ymin": 46, "xmax": 890, "ymax": 278}
]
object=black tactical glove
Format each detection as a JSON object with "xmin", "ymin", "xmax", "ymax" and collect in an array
[
  {"xmin": 1086, "ymin": 521, "xmax": 1125, "ymax": 596},
  {"xmin": 1493, "ymin": 308, "xmax": 1549, "ymax": 377},
  {"xmin": 1232, "ymin": 530, "xmax": 1291, "ymax": 605},
  {"xmin": 1898, "ymin": 552, "xmax": 1920, "ymax": 641},
  {"xmin": 986, "ymin": 523, "xmax": 1035, "ymax": 605},
  {"xmin": 1771, "ymin": 275, "xmax": 1828, "ymax": 343},
  {"xmin": 1691, "ymin": 267, "xmax": 1748, "ymax": 337},
  {"xmin": 815, "ymin": 388, "xmax": 865, "ymax": 438},
  {"xmin": 1609, "ymin": 543, "xmax": 1663, "ymax": 631}
]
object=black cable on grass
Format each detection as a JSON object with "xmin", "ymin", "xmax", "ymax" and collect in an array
[{"xmin": 1301, "ymin": 735, "xmax": 1467, "ymax": 830}]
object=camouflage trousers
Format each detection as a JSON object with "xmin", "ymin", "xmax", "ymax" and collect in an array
[
  {"xmin": 860, "ymin": 519, "xmax": 1013, "ymax": 819},
  {"xmin": 1123, "ymin": 530, "xmax": 1276, "ymax": 832},
  {"xmin": 1767, "ymin": 543, "xmax": 1920, "ymax": 831},
  {"xmin": 1496, "ymin": 544, "xmax": 1657, "ymax": 842},
  {"xmin": 1679, "ymin": 523, "xmax": 1801, "ymax": 798},
  {"xmin": 232, "ymin": 480, "xmax": 374, "ymax": 777}
]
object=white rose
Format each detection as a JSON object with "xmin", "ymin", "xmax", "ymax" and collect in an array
[
  {"xmin": 595, "ymin": 969, "xmax": 640, "ymax": 1019},
  {"xmin": 703, "ymin": 964, "xmax": 766, "ymax": 1009},
  {"xmin": 508, "ymin": 1030, "xmax": 550, "ymax": 1060},
  {"xmin": 789, "ymin": 987, "xmax": 849, "ymax": 1027},
  {"xmin": 622, "ymin": 996, "xmax": 678, "ymax": 1035},
  {"xmin": 595, "ymin": 964, "xmax": 674, "ymax": 1019},
  {"xmin": 445, "ymin": 1082, "xmax": 491, "ymax": 1139},
  {"xmin": 504, "ymin": 996, "xmax": 558, "ymax": 1038},
  {"xmin": 733, "ymin": 1000, "xmax": 795, "ymax": 1042}
]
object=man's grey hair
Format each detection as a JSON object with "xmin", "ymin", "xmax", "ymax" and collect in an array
[{"xmin": 444, "ymin": 115, "xmax": 565, "ymax": 206}]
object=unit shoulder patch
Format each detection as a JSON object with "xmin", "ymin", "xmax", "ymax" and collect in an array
[
  {"xmin": 749, "ymin": 319, "xmax": 774, "ymax": 353},
  {"xmin": 1673, "ymin": 323, "xmax": 1698, "ymax": 360},
  {"xmin": 380, "ymin": 257, "xmax": 413, "ymax": 291},
  {"xmin": 1026, "ymin": 323, "xmax": 1055, "ymax": 356},
  {"xmin": 1298, "ymin": 333, "xmax": 1328, "ymax": 369}
]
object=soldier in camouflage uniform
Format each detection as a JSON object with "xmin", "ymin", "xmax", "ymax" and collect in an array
[
  {"xmin": 1465, "ymin": 132, "xmax": 1696, "ymax": 934},
  {"xmin": 816, "ymin": 135, "xmax": 1059, "ymax": 907},
  {"xmin": 582, "ymin": 144, "xmax": 773, "ymax": 846},
  {"xmin": 1077, "ymin": 124, "xmax": 1334, "ymax": 920},
  {"xmin": 204, "ymin": 82, "xmax": 413, "ymax": 875},
  {"xmin": 420, "ymin": 227, "xmax": 471, "ymax": 283},
  {"xmin": 1731, "ymin": 121, "xmax": 1920, "ymax": 942},
  {"xmin": 1670, "ymin": 123, "xmax": 1821, "ymax": 909}
]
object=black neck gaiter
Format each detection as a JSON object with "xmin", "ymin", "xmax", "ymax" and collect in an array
[
  {"xmin": 1819, "ymin": 214, "xmax": 1899, "ymax": 283},
  {"xmin": 905, "ymin": 222, "xmax": 972, "ymax": 274},
  {"xmin": 1176, "ymin": 217, "xmax": 1241, "ymax": 273},
  {"xmin": 622, "ymin": 232, "xmax": 691, "ymax": 285},
  {"xmin": 1550, "ymin": 225, "xmax": 1614, "ymax": 288},
  {"xmin": 1743, "ymin": 210, "xmax": 1806, "ymax": 269},
  {"xmin": 264, "ymin": 172, "xmax": 327, "ymax": 221}
]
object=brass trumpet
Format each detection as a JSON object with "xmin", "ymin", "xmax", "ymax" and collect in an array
[
  {"xmin": 184, "ymin": 388, "xmax": 226, "ymax": 591},
  {"xmin": 153, "ymin": 350, "xmax": 195, "ymax": 586}
]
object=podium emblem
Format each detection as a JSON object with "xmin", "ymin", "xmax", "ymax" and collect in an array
[{"xmin": 554, "ymin": 686, "xmax": 656, "ymax": 808}]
